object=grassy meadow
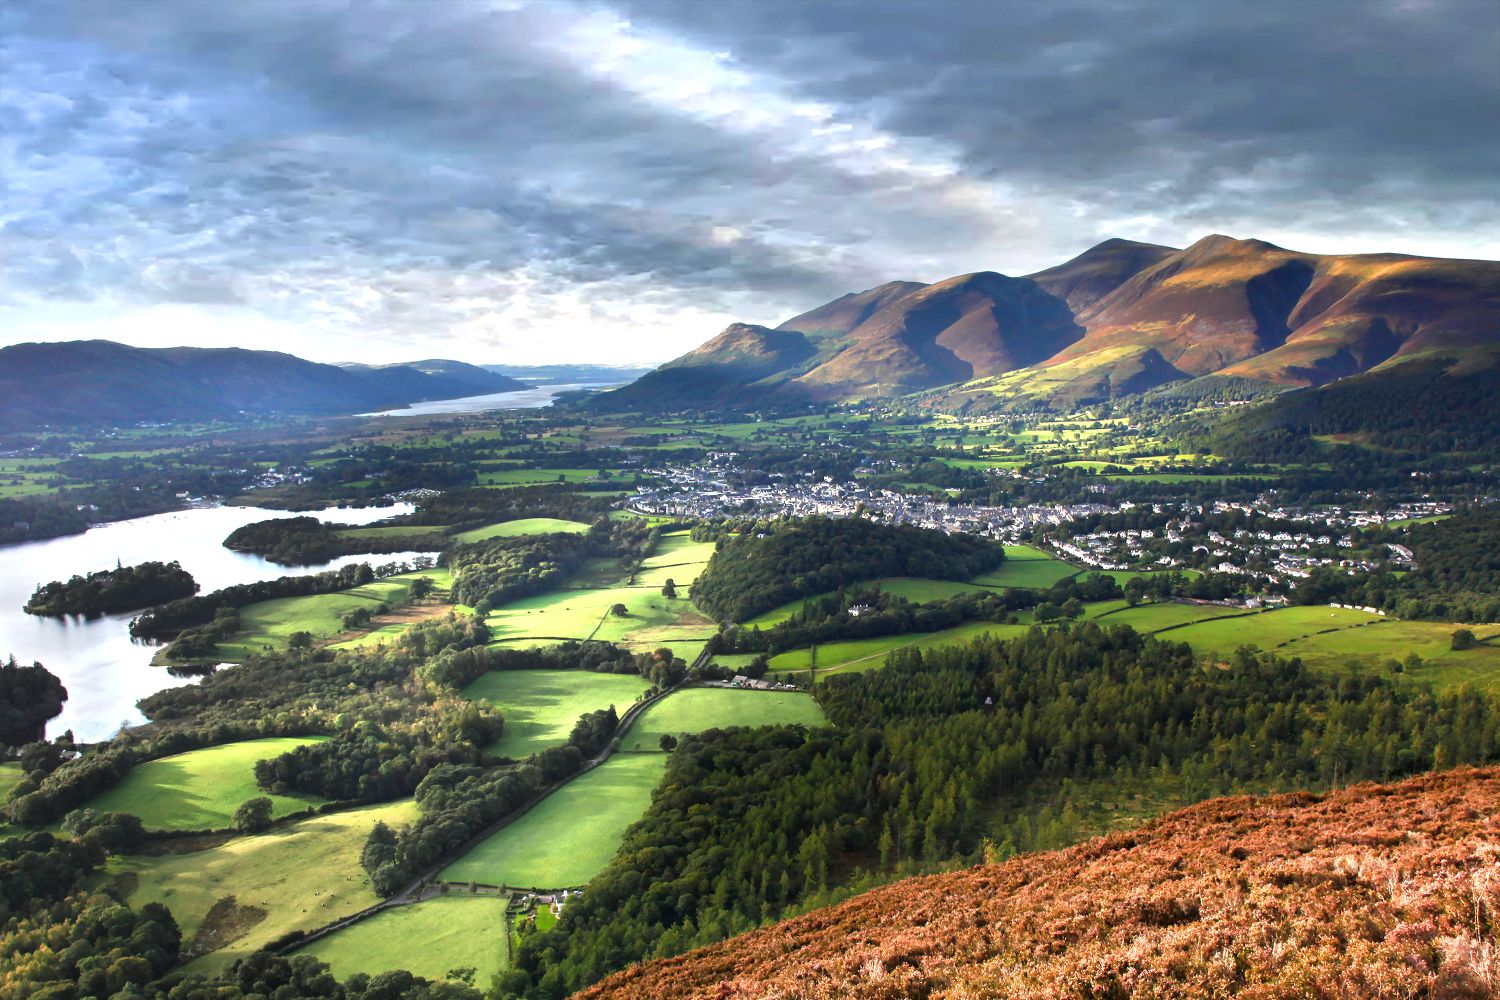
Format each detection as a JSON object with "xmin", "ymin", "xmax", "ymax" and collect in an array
[
  {"xmin": 215, "ymin": 568, "xmax": 451, "ymax": 659},
  {"xmin": 440, "ymin": 753, "xmax": 666, "ymax": 889},
  {"xmin": 463, "ymin": 670, "xmax": 652, "ymax": 758},
  {"xmin": 618, "ymin": 687, "xmax": 828, "ymax": 751},
  {"xmin": 298, "ymin": 895, "xmax": 508, "ymax": 985},
  {"xmin": 84, "ymin": 737, "xmax": 328, "ymax": 830},
  {"xmin": 768, "ymin": 621, "xmax": 1029, "ymax": 677},
  {"xmin": 115, "ymin": 798, "xmax": 420, "ymax": 973},
  {"xmin": 483, "ymin": 531, "xmax": 715, "ymax": 649},
  {"xmin": 969, "ymin": 544, "xmax": 1078, "ymax": 588},
  {"xmin": 453, "ymin": 517, "xmax": 592, "ymax": 543}
]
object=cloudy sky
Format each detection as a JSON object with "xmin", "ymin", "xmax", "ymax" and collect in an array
[{"xmin": 3, "ymin": 0, "xmax": 1498, "ymax": 365}]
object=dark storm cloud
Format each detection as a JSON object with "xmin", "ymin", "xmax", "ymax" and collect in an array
[
  {"xmin": 2, "ymin": 0, "xmax": 1496, "ymax": 363},
  {"xmin": 620, "ymin": 0, "xmax": 1500, "ymax": 202}
]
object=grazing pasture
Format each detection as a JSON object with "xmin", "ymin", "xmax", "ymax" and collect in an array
[
  {"xmin": 1162, "ymin": 605, "xmax": 1383, "ymax": 656},
  {"xmin": 115, "ymin": 798, "xmax": 419, "ymax": 973},
  {"xmin": 463, "ymin": 670, "xmax": 651, "ymax": 758},
  {"xmin": 618, "ymin": 687, "xmax": 828, "ymax": 751},
  {"xmin": 215, "ymin": 568, "xmax": 451, "ymax": 658},
  {"xmin": 299, "ymin": 895, "xmax": 508, "ymax": 984},
  {"xmin": 440, "ymin": 753, "xmax": 666, "ymax": 889},
  {"xmin": 483, "ymin": 532, "xmax": 715, "ymax": 648},
  {"xmin": 1094, "ymin": 601, "xmax": 1249, "ymax": 633},
  {"xmin": 453, "ymin": 517, "xmax": 591, "ymax": 543},
  {"xmin": 477, "ymin": 468, "xmax": 626, "ymax": 487},
  {"xmin": 84, "ymin": 737, "xmax": 328, "ymax": 830},
  {"xmin": 968, "ymin": 544, "xmax": 1078, "ymax": 589},
  {"xmin": 1279, "ymin": 618, "xmax": 1500, "ymax": 693},
  {"xmin": 768, "ymin": 621, "xmax": 1029, "ymax": 677}
]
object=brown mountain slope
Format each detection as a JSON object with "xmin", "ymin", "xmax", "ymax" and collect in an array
[
  {"xmin": 1044, "ymin": 235, "xmax": 1500, "ymax": 386},
  {"xmin": 581, "ymin": 767, "xmax": 1500, "ymax": 999},
  {"xmin": 775, "ymin": 280, "xmax": 929, "ymax": 340},
  {"xmin": 1026, "ymin": 236, "xmax": 1179, "ymax": 313},
  {"xmin": 589, "ymin": 236, "xmax": 1498, "ymax": 412},
  {"xmin": 789, "ymin": 272, "xmax": 1084, "ymax": 398}
]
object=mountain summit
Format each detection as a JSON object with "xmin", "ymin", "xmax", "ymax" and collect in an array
[{"xmin": 593, "ymin": 237, "xmax": 1500, "ymax": 411}]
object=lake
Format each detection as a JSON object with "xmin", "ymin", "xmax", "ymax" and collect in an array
[
  {"xmin": 362, "ymin": 382, "xmax": 605, "ymax": 416},
  {"xmin": 0, "ymin": 502, "xmax": 421, "ymax": 741}
]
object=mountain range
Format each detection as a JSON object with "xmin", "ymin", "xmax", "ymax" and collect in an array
[
  {"xmin": 0, "ymin": 341, "xmax": 526, "ymax": 428},
  {"xmin": 580, "ymin": 766, "xmax": 1500, "ymax": 998},
  {"xmin": 593, "ymin": 235, "xmax": 1500, "ymax": 412}
]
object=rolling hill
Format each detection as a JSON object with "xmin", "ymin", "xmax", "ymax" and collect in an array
[
  {"xmin": 581, "ymin": 766, "xmax": 1500, "ymax": 999},
  {"xmin": 592, "ymin": 236, "xmax": 1500, "ymax": 412},
  {"xmin": 0, "ymin": 341, "xmax": 526, "ymax": 428}
]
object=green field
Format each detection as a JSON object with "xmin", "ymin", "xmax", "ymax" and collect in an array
[
  {"xmin": 484, "ymin": 533, "xmax": 715, "ymax": 648},
  {"xmin": 215, "ymin": 568, "xmax": 451, "ymax": 658},
  {"xmin": 1280, "ymin": 619, "xmax": 1500, "ymax": 693},
  {"xmin": 453, "ymin": 517, "xmax": 592, "ymax": 543},
  {"xmin": 116, "ymin": 798, "xmax": 419, "ymax": 972},
  {"xmin": 1094, "ymin": 601, "xmax": 1248, "ymax": 633},
  {"xmin": 969, "ymin": 544, "xmax": 1078, "ymax": 589},
  {"xmin": 478, "ymin": 468, "xmax": 626, "ymax": 487},
  {"xmin": 440, "ymin": 753, "xmax": 666, "ymax": 889},
  {"xmin": 0, "ymin": 762, "xmax": 21, "ymax": 804},
  {"xmin": 299, "ymin": 895, "xmax": 507, "ymax": 984},
  {"xmin": 85, "ymin": 737, "xmax": 328, "ymax": 831},
  {"xmin": 632, "ymin": 532, "xmax": 717, "ymax": 589},
  {"xmin": 463, "ymin": 670, "xmax": 652, "ymax": 758},
  {"xmin": 485, "ymin": 581, "xmax": 712, "ymax": 645},
  {"xmin": 1162, "ymin": 605, "xmax": 1383, "ymax": 657},
  {"xmin": 768, "ymin": 620, "xmax": 1029, "ymax": 677},
  {"xmin": 618, "ymin": 687, "xmax": 828, "ymax": 751}
]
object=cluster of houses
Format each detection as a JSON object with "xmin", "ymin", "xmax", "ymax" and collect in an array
[
  {"xmin": 627, "ymin": 460, "xmax": 1117, "ymax": 542},
  {"xmin": 626, "ymin": 461, "xmax": 1472, "ymax": 592}
]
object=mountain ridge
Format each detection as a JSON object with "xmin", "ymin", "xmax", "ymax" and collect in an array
[
  {"xmin": 590, "ymin": 236, "xmax": 1500, "ymax": 413},
  {"xmin": 0, "ymin": 340, "xmax": 527, "ymax": 428}
]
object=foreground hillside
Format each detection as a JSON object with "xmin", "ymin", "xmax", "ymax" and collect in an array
[
  {"xmin": 582, "ymin": 767, "xmax": 1500, "ymax": 999},
  {"xmin": 593, "ymin": 235, "xmax": 1499, "ymax": 412}
]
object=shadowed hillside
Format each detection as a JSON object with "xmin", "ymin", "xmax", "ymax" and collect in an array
[
  {"xmin": 581, "ymin": 767, "xmax": 1500, "ymax": 999},
  {"xmin": 0, "ymin": 341, "xmax": 525, "ymax": 427}
]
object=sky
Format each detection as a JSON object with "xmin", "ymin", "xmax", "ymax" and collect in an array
[{"xmin": 3, "ymin": 0, "xmax": 1498, "ymax": 366}]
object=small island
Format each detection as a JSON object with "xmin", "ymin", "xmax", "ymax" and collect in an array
[{"xmin": 24, "ymin": 560, "xmax": 199, "ymax": 618}]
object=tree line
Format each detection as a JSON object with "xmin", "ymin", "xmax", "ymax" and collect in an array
[{"xmin": 24, "ymin": 560, "xmax": 198, "ymax": 618}]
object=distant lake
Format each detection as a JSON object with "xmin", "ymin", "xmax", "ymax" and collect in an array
[
  {"xmin": 0, "ymin": 503, "xmax": 420, "ymax": 742},
  {"xmin": 363, "ymin": 382, "xmax": 605, "ymax": 416}
]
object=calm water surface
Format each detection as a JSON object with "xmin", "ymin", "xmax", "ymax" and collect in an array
[
  {"xmin": 0, "ymin": 503, "xmax": 418, "ymax": 741},
  {"xmin": 362, "ymin": 382, "xmax": 603, "ymax": 416}
]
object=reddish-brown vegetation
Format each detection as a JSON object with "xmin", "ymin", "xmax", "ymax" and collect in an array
[{"xmin": 581, "ymin": 768, "xmax": 1500, "ymax": 999}]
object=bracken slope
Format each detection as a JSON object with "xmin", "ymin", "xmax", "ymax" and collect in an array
[{"xmin": 580, "ymin": 767, "xmax": 1500, "ymax": 999}]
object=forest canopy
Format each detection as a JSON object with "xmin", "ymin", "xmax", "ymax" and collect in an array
[{"xmin": 690, "ymin": 516, "xmax": 1005, "ymax": 622}]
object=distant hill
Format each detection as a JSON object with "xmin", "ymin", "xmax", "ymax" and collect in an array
[
  {"xmin": 591, "ymin": 236, "xmax": 1500, "ymax": 412},
  {"xmin": 581, "ymin": 766, "xmax": 1500, "ymax": 998},
  {"xmin": 0, "ymin": 341, "xmax": 525, "ymax": 428},
  {"xmin": 479, "ymin": 363, "xmax": 652, "ymax": 385}
]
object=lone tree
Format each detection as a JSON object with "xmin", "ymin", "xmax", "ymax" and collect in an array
[
  {"xmin": 410, "ymin": 576, "xmax": 436, "ymax": 601},
  {"xmin": 1451, "ymin": 628, "xmax": 1478, "ymax": 651},
  {"xmin": 658, "ymin": 734, "xmax": 678, "ymax": 752},
  {"xmin": 661, "ymin": 578, "xmax": 677, "ymax": 599},
  {"xmin": 287, "ymin": 631, "xmax": 314, "ymax": 650},
  {"xmin": 610, "ymin": 603, "xmax": 629, "ymax": 617},
  {"xmin": 233, "ymin": 797, "xmax": 275, "ymax": 833}
]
